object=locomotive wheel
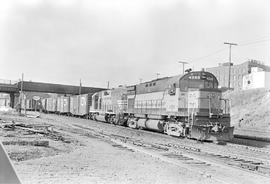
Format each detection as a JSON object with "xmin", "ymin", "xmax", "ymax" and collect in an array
[
  {"xmin": 165, "ymin": 123, "xmax": 182, "ymax": 137},
  {"xmin": 109, "ymin": 116, "xmax": 116, "ymax": 124},
  {"xmin": 127, "ymin": 119, "xmax": 137, "ymax": 129},
  {"xmin": 115, "ymin": 113, "xmax": 126, "ymax": 126}
]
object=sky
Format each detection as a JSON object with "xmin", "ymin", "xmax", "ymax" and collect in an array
[{"xmin": 0, "ymin": 0, "xmax": 270, "ymax": 88}]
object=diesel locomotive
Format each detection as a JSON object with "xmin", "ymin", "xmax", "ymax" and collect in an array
[{"xmin": 42, "ymin": 71, "xmax": 234, "ymax": 142}]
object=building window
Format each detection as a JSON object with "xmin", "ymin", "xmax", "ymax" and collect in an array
[
  {"xmin": 153, "ymin": 82, "xmax": 156, "ymax": 86},
  {"xmin": 145, "ymin": 84, "xmax": 148, "ymax": 87},
  {"xmin": 247, "ymin": 80, "xmax": 251, "ymax": 84}
]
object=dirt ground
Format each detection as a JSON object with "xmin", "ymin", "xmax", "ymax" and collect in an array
[
  {"xmin": 1, "ymin": 112, "xmax": 270, "ymax": 184},
  {"xmin": 1, "ymin": 112, "xmax": 215, "ymax": 184},
  {"xmin": 225, "ymin": 89, "xmax": 270, "ymax": 135}
]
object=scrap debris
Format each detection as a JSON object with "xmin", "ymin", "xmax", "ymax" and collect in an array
[
  {"xmin": 2, "ymin": 140, "xmax": 49, "ymax": 147},
  {"xmin": 25, "ymin": 111, "xmax": 40, "ymax": 118},
  {"xmin": 0, "ymin": 120, "xmax": 70, "ymax": 144}
]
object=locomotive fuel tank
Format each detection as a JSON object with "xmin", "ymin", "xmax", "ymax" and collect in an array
[
  {"xmin": 94, "ymin": 114, "xmax": 107, "ymax": 122},
  {"xmin": 137, "ymin": 119, "xmax": 165, "ymax": 132}
]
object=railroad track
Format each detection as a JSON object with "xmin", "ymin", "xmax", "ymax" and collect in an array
[
  {"xmin": 46, "ymin": 115, "xmax": 270, "ymax": 167},
  {"xmin": 94, "ymin": 119, "xmax": 270, "ymax": 159},
  {"xmin": 166, "ymin": 142, "xmax": 270, "ymax": 176},
  {"xmin": 70, "ymin": 123, "xmax": 270, "ymax": 178},
  {"xmin": 44, "ymin": 113, "xmax": 270, "ymax": 178}
]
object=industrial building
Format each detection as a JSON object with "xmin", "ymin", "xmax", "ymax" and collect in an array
[
  {"xmin": 242, "ymin": 67, "xmax": 270, "ymax": 90},
  {"xmin": 205, "ymin": 60, "xmax": 270, "ymax": 90}
]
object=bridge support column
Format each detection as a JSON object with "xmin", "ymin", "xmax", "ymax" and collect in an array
[{"xmin": 9, "ymin": 93, "xmax": 15, "ymax": 108}]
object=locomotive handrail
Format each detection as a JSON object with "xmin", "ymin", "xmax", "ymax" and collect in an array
[
  {"xmin": 208, "ymin": 97, "xmax": 212, "ymax": 116},
  {"xmin": 220, "ymin": 98, "xmax": 230, "ymax": 114}
]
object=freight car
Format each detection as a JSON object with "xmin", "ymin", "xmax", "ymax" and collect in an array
[
  {"xmin": 22, "ymin": 98, "xmax": 42, "ymax": 111},
  {"xmin": 54, "ymin": 96, "xmax": 70, "ymax": 115},
  {"xmin": 59, "ymin": 96, "xmax": 70, "ymax": 115},
  {"xmin": 41, "ymin": 98, "xmax": 47, "ymax": 112},
  {"xmin": 69, "ymin": 93, "xmax": 93, "ymax": 118},
  {"xmin": 46, "ymin": 97, "xmax": 57, "ymax": 113},
  {"xmin": 89, "ymin": 71, "xmax": 234, "ymax": 142},
  {"xmin": 56, "ymin": 97, "xmax": 61, "ymax": 113}
]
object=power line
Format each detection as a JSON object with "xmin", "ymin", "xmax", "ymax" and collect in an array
[
  {"xmin": 191, "ymin": 37, "xmax": 270, "ymax": 62},
  {"xmin": 192, "ymin": 48, "xmax": 227, "ymax": 61},
  {"xmin": 238, "ymin": 35, "xmax": 270, "ymax": 45},
  {"xmin": 239, "ymin": 38, "xmax": 270, "ymax": 46}
]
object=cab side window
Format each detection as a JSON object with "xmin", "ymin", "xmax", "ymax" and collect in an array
[{"xmin": 168, "ymin": 83, "xmax": 176, "ymax": 95}]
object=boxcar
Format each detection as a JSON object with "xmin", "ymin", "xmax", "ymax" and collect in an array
[
  {"xmin": 56, "ymin": 97, "xmax": 61, "ymax": 113},
  {"xmin": 69, "ymin": 94, "xmax": 92, "ymax": 117},
  {"xmin": 69, "ymin": 95, "xmax": 79, "ymax": 115},
  {"xmin": 46, "ymin": 97, "xmax": 57, "ymax": 112},
  {"xmin": 59, "ymin": 96, "xmax": 70, "ymax": 114},
  {"xmin": 41, "ymin": 98, "xmax": 47, "ymax": 112},
  {"xmin": 78, "ymin": 94, "xmax": 92, "ymax": 117}
]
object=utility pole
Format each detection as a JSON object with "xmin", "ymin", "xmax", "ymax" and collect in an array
[
  {"xmin": 156, "ymin": 73, "xmax": 160, "ymax": 79},
  {"xmin": 79, "ymin": 79, "xmax": 82, "ymax": 95},
  {"xmin": 19, "ymin": 73, "xmax": 24, "ymax": 115},
  {"xmin": 107, "ymin": 81, "xmax": 110, "ymax": 89},
  {"xmin": 224, "ymin": 42, "xmax": 237, "ymax": 89},
  {"xmin": 178, "ymin": 61, "xmax": 188, "ymax": 74},
  {"xmin": 20, "ymin": 73, "xmax": 23, "ymax": 94}
]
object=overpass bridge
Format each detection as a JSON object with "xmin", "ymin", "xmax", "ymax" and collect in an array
[
  {"xmin": 0, "ymin": 80, "xmax": 105, "ymax": 108},
  {"xmin": 15, "ymin": 81, "xmax": 104, "ymax": 94}
]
